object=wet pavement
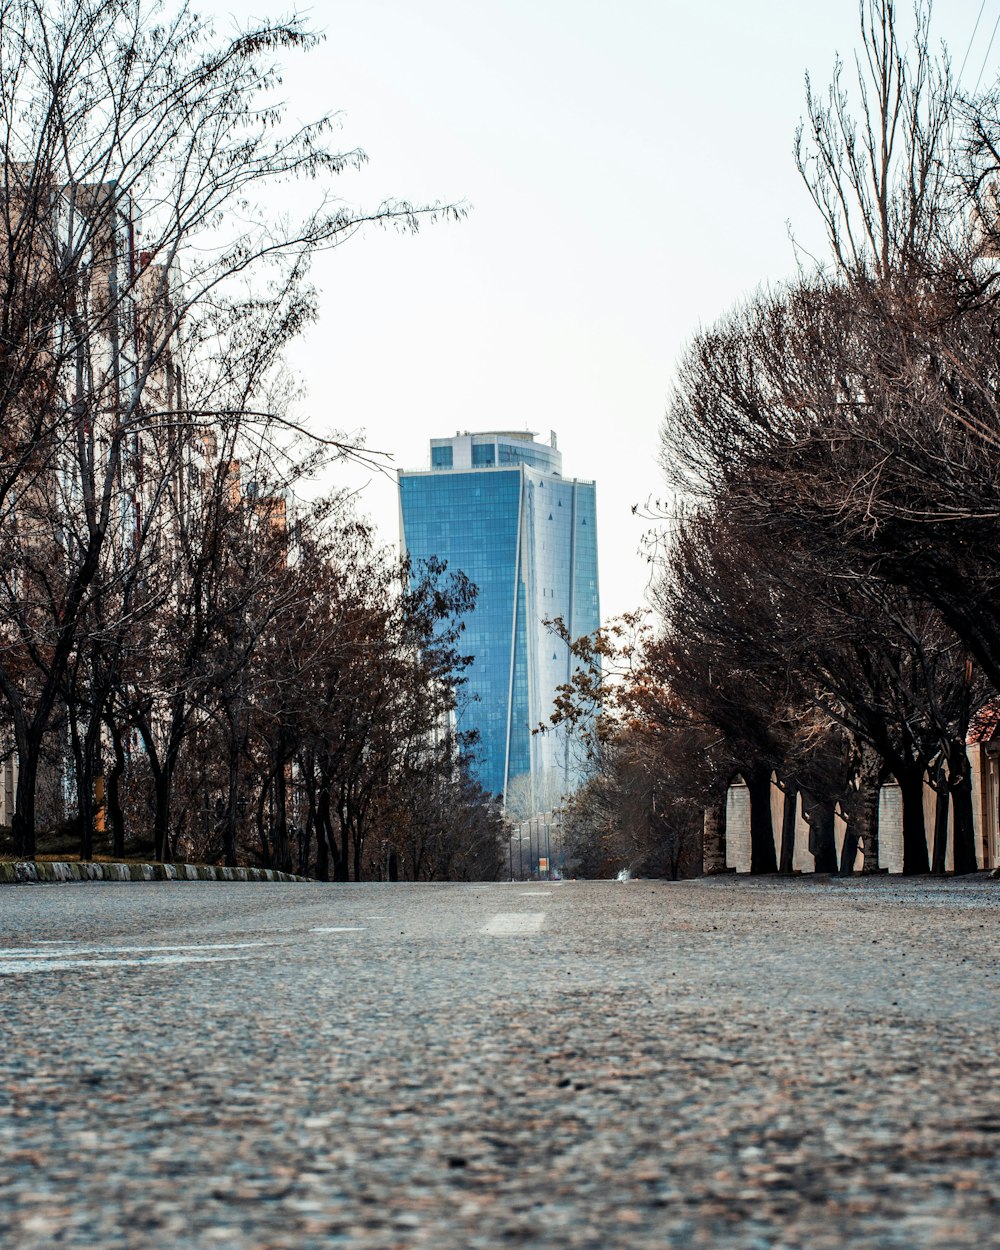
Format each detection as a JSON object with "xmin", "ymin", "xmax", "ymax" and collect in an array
[{"xmin": 1, "ymin": 876, "xmax": 998, "ymax": 1248}]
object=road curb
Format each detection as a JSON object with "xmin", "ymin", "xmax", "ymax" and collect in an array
[{"xmin": 0, "ymin": 860, "xmax": 310, "ymax": 885}]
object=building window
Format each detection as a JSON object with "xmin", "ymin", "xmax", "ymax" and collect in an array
[
  {"xmin": 472, "ymin": 444, "xmax": 495, "ymax": 466},
  {"xmin": 431, "ymin": 446, "xmax": 453, "ymax": 468}
]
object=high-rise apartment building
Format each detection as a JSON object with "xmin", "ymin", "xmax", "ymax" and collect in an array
[{"xmin": 398, "ymin": 430, "xmax": 599, "ymax": 804}]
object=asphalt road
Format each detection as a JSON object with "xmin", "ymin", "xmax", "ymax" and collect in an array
[{"xmin": 1, "ymin": 876, "xmax": 999, "ymax": 1249}]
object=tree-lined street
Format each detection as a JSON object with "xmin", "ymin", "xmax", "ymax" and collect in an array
[{"xmin": 2, "ymin": 877, "xmax": 999, "ymax": 1248}]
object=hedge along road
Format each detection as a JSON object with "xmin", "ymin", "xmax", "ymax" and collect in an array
[{"xmin": 1, "ymin": 877, "xmax": 999, "ymax": 1249}]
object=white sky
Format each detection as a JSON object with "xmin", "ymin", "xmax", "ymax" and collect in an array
[{"xmin": 208, "ymin": 0, "xmax": 997, "ymax": 624}]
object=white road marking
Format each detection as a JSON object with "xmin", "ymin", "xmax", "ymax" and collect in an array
[
  {"xmin": 518, "ymin": 891, "xmax": 552, "ymax": 897},
  {"xmin": 0, "ymin": 954, "xmax": 247, "ymax": 975},
  {"xmin": 2, "ymin": 942, "xmax": 266, "ymax": 959},
  {"xmin": 480, "ymin": 912, "xmax": 546, "ymax": 936},
  {"xmin": 2, "ymin": 950, "xmax": 77, "ymax": 959},
  {"xmin": 310, "ymin": 927, "xmax": 366, "ymax": 933},
  {"xmin": 1, "ymin": 940, "xmax": 265, "ymax": 960}
]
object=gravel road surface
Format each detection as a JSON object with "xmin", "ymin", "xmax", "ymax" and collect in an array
[{"xmin": 1, "ymin": 876, "xmax": 999, "ymax": 1249}]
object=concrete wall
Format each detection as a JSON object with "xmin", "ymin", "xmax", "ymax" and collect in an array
[
  {"xmin": 791, "ymin": 792, "xmax": 813, "ymax": 873},
  {"xmin": 878, "ymin": 778, "xmax": 960, "ymax": 873},
  {"xmin": 0, "ymin": 757, "xmax": 15, "ymax": 828},
  {"xmin": 725, "ymin": 778, "xmax": 751, "ymax": 873},
  {"xmin": 720, "ymin": 755, "xmax": 998, "ymax": 875},
  {"xmin": 833, "ymin": 805, "xmax": 864, "ymax": 874},
  {"xmin": 970, "ymin": 745, "xmax": 1000, "ymax": 870},
  {"xmin": 877, "ymin": 782, "xmax": 903, "ymax": 873}
]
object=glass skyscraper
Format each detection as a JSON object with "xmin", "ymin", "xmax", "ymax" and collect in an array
[{"xmin": 398, "ymin": 430, "xmax": 599, "ymax": 804}]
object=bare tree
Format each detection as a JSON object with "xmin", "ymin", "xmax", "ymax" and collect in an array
[
  {"xmin": 796, "ymin": 0, "xmax": 957, "ymax": 280},
  {"xmin": 0, "ymin": 0, "xmax": 461, "ymax": 856}
]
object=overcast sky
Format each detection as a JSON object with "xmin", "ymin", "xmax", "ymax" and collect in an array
[{"xmin": 208, "ymin": 0, "xmax": 997, "ymax": 624}]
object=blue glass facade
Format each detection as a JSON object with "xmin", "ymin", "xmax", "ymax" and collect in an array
[{"xmin": 399, "ymin": 431, "xmax": 600, "ymax": 803}]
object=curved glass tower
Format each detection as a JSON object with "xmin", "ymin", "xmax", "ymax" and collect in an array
[{"xmin": 398, "ymin": 430, "xmax": 599, "ymax": 804}]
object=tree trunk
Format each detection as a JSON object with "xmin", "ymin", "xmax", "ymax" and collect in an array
[
  {"xmin": 806, "ymin": 796, "xmax": 838, "ymax": 873},
  {"xmin": 898, "ymin": 765, "xmax": 930, "ymax": 875},
  {"xmin": 702, "ymin": 798, "xmax": 726, "ymax": 874},
  {"xmin": 222, "ymin": 721, "xmax": 241, "ymax": 869},
  {"xmin": 68, "ymin": 708, "xmax": 91, "ymax": 860},
  {"xmin": 859, "ymin": 777, "xmax": 881, "ymax": 873},
  {"xmin": 297, "ymin": 820, "xmax": 309, "ymax": 878},
  {"xmin": 11, "ymin": 769, "xmax": 37, "ymax": 859},
  {"xmin": 336, "ymin": 788, "xmax": 350, "ymax": 882},
  {"xmin": 161, "ymin": 711, "xmax": 187, "ymax": 864},
  {"xmin": 145, "ymin": 726, "xmax": 175, "ymax": 865},
  {"xmin": 318, "ymin": 782, "xmax": 346, "ymax": 880},
  {"xmin": 948, "ymin": 742, "xmax": 978, "ymax": 875},
  {"xmin": 352, "ymin": 821, "xmax": 363, "ymax": 883},
  {"xmin": 838, "ymin": 822, "xmax": 860, "ymax": 875},
  {"xmin": 839, "ymin": 776, "xmax": 875, "ymax": 874},
  {"xmin": 271, "ymin": 760, "xmax": 291, "ymax": 873},
  {"xmin": 845, "ymin": 747, "xmax": 883, "ymax": 873},
  {"xmin": 70, "ymin": 706, "xmax": 103, "ymax": 862},
  {"xmin": 152, "ymin": 768, "xmax": 172, "ymax": 863},
  {"xmin": 412, "ymin": 835, "xmax": 425, "ymax": 882},
  {"xmin": 931, "ymin": 768, "xmax": 949, "ymax": 876},
  {"xmin": 315, "ymin": 782, "xmax": 331, "ymax": 882},
  {"xmin": 106, "ymin": 718, "xmax": 127, "ymax": 859},
  {"xmin": 4, "ymin": 695, "xmax": 35, "ymax": 859},
  {"xmin": 779, "ymin": 782, "xmax": 797, "ymax": 873},
  {"xmin": 173, "ymin": 808, "xmax": 186, "ymax": 863},
  {"xmin": 82, "ymin": 718, "xmax": 104, "ymax": 860},
  {"xmin": 11, "ymin": 735, "xmax": 38, "ymax": 860},
  {"xmin": 256, "ymin": 776, "xmax": 272, "ymax": 868},
  {"xmin": 142, "ymin": 703, "xmax": 184, "ymax": 864},
  {"xmin": 746, "ymin": 764, "xmax": 778, "ymax": 874},
  {"xmin": 299, "ymin": 766, "xmax": 317, "ymax": 880}
]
